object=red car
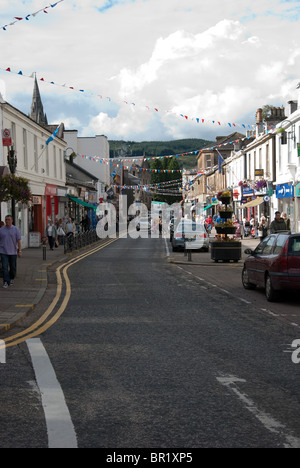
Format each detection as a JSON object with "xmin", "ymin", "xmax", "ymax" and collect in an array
[{"xmin": 242, "ymin": 233, "xmax": 300, "ymax": 302}]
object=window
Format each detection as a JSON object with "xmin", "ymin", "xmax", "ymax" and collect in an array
[
  {"xmin": 59, "ymin": 149, "xmax": 63, "ymax": 179},
  {"xmin": 254, "ymin": 236, "xmax": 276, "ymax": 255},
  {"xmin": 262, "ymin": 236, "xmax": 276, "ymax": 255},
  {"xmin": 255, "ymin": 236, "xmax": 270, "ymax": 255},
  {"xmin": 206, "ymin": 155, "xmax": 212, "ymax": 169},
  {"xmin": 53, "ymin": 146, "xmax": 57, "ymax": 178},
  {"xmin": 34, "ymin": 135, "xmax": 38, "ymax": 173},
  {"xmin": 46, "ymin": 146, "xmax": 49, "ymax": 176},
  {"xmin": 289, "ymin": 237, "xmax": 300, "ymax": 255},
  {"xmin": 274, "ymin": 235, "xmax": 289, "ymax": 255},
  {"xmin": 23, "ymin": 129, "xmax": 28, "ymax": 170},
  {"xmin": 266, "ymin": 144, "xmax": 270, "ymax": 177}
]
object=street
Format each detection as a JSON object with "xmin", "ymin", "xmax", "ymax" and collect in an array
[{"xmin": 1, "ymin": 235, "xmax": 300, "ymax": 449}]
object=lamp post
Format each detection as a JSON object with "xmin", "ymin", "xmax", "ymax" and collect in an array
[{"xmin": 7, "ymin": 146, "xmax": 17, "ymax": 222}]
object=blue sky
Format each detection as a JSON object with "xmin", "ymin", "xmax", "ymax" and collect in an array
[{"xmin": 0, "ymin": 0, "xmax": 300, "ymax": 141}]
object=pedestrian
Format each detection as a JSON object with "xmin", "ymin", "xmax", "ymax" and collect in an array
[
  {"xmin": 258, "ymin": 216, "xmax": 269, "ymax": 240},
  {"xmin": 269, "ymin": 211, "xmax": 287, "ymax": 234},
  {"xmin": 0, "ymin": 215, "xmax": 22, "ymax": 289},
  {"xmin": 205, "ymin": 215, "xmax": 214, "ymax": 235},
  {"xmin": 45, "ymin": 220, "xmax": 58, "ymax": 251},
  {"xmin": 281, "ymin": 213, "xmax": 291, "ymax": 231}
]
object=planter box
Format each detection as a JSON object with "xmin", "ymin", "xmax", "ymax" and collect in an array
[
  {"xmin": 215, "ymin": 226, "xmax": 237, "ymax": 235},
  {"xmin": 210, "ymin": 241, "xmax": 242, "ymax": 262},
  {"xmin": 218, "ymin": 211, "xmax": 233, "ymax": 220},
  {"xmin": 218, "ymin": 196, "xmax": 232, "ymax": 205}
]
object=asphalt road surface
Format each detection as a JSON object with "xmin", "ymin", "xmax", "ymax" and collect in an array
[{"xmin": 1, "ymin": 236, "xmax": 300, "ymax": 449}]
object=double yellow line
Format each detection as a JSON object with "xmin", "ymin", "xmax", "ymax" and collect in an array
[{"xmin": 2, "ymin": 238, "xmax": 118, "ymax": 349}]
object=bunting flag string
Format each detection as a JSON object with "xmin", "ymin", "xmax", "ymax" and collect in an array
[
  {"xmin": 1, "ymin": 1, "xmax": 65, "ymax": 31},
  {"xmin": 0, "ymin": 65, "xmax": 256, "ymax": 129}
]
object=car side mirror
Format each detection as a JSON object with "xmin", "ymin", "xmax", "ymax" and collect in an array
[{"xmin": 244, "ymin": 248, "xmax": 254, "ymax": 255}]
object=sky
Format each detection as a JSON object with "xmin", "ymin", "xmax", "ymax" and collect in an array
[{"xmin": 0, "ymin": 0, "xmax": 300, "ymax": 142}]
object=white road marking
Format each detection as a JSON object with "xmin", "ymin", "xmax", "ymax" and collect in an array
[
  {"xmin": 217, "ymin": 374, "xmax": 300, "ymax": 448},
  {"xmin": 26, "ymin": 338, "xmax": 78, "ymax": 449}
]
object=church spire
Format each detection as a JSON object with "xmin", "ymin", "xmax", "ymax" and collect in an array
[{"xmin": 30, "ymin": 75, "xmax": 48, "ymax": 126}]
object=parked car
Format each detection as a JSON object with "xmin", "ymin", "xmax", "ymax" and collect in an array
[
  {"xmin": 172, "ymin": 220, "xmax": 209, "ymax": 252},
  {"xmin": 242, "ymin": 233, "xmax": 300, "ymax": 301},
  {"xmin": 136, "ymin": 217, "xmax": 151, "ymax": 233}
]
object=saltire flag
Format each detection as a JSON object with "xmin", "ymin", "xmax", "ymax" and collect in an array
[
  {"xmin": 216, "ymin": 149, "xmax": 225, "ymax": 174},
  {"xmin": 46, "ymin": 124, "xmax": 60, "ymax": 146}
]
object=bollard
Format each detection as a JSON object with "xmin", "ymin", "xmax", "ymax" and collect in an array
[
  {"xmin": 42, "ymin": 237, "xmax": 47, "ymax": 261},
  {"xmin": 43, "ymin": 244, "xmax": 47, "ymax": 261},
  {"xmin": 187, "ymin": 250, "xmax": 192, "ymax": 262}
]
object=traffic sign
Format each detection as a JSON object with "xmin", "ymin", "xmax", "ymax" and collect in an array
[{"xmin": 2, "ymin": 128, "xmax": 12, "ymax": 147}]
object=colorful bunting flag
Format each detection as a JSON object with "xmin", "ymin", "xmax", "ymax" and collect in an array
[
  {"xmin": 1, "ymin": 1, "xmax": 65, "ymax": 31},
  {"xmin": 0, "ymin": 64, "xmax": 260, "ymax": 130}
]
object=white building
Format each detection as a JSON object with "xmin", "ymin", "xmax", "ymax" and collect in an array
[
  {"xmin": 275, "ymin": 97, "xmax": 300, "ymax": 232},
  {"xmin": 225, "ymin": 92, "xmax": 300, "ymax": 232},
  {"xmin": 63, "ymin": 130, "xmax": 110, "ymax": 203},
  {"xmin": 0, "ymin": 94, "xmax": 67, "ymax": 248}
]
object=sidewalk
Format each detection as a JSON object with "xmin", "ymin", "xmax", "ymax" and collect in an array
[{"xmin": 0, "ymin": 244, "xmax": 68, "ymax": 335}]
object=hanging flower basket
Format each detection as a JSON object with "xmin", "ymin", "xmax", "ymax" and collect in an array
[{"xmin": 0, "ymin": 175, "xmax": 32, "ymax": 204}]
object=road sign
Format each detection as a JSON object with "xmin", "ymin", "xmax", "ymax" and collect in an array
[{"xmin": 2, "ymin": 128, "xmax": 12, "ymax": 147}]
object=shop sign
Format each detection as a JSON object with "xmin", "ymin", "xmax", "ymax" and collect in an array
[
  {"xmin": 45, "ymin": 184, "xmax": 57, "ymax": 196},
  {"xmin": 276, "ymin": 183, "xmax": 294, "ymax": 198},
  {"xmin": 297, "ymin": 143, "xmax": 300, "ymax": 157},
  {"xmin": 255, "ymin": 169, "xmax": 264, "ymax": 177},
  {"xmin": 242, "ymin": 187, "xmax": 254, "ymax": 196},
  {"xmin": 296, "ymin": 183, "xmax": 300, "ymax": 197},
  {"xmin": 32, "ymin": 196, "xmax": 42, "ymax": 205}
]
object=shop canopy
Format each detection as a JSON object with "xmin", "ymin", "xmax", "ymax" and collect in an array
[
  {"xmin": 240, "ymin": 197, "xmax": 264, "ymax": 209},
  {"xmin": 68, "ymin": 195, "xmax": 97, "ymax": 211},
  {"xmin": 201, "ymin": 204, "xmax": 215, "ymax": 211}
]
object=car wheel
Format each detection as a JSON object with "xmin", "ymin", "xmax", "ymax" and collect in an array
[
  {"xmin": 242, "ymin": 266, "xmax": 256, "ymax": 290},
  {"xmin": 265, "ymin": 274, "xmax": 278, "ymax": 302}
]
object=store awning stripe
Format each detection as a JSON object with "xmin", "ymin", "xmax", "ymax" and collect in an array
[
  {"xmin": 202, "ymin": 204, "xmax": 214, "ymax": 211},
  {"xmin": 68, "ymin": 195, "xmax": 97, "ymax": 211},
  {"xmin": 240, "ymin": 198, "xmax": 264, "ymax": 209}
]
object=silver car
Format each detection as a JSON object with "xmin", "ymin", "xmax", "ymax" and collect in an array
[{"xmin": 172, "ymin": 221, "xmax": 209, "ymax": 252}]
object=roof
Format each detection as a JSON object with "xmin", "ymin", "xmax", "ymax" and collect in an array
[{"xmin": 65, "ymin": 160, "xmax": 98, "ymax": 189}]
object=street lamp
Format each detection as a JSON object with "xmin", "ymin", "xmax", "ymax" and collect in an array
[
  {"xmin": 7, "ymin": 146, "xmax": 17, "ymax": 222},
  {"xmin": 277, "ymin": 119, "xmax": 296, "ymax": 141}
]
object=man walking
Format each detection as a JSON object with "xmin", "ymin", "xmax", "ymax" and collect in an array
[{"xmin": 0, "ymin": 215, "xmax": 22, "ymax": 289}]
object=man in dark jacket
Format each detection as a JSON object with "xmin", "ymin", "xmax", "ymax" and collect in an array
[{"xmin": 270, "ymin": 211, "xmax": 287, "ymax": 233}]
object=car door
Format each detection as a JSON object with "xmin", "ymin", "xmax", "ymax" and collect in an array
[
  {"xmin": 247, "ymin": 236, "xmax": 275, "ymax": 286},
  {"xmin": 255, "ymin": 235, "xmax": 277, "ymax": 287},
  {"xmin": 288, "ymin": 236, "xmax": 300, "ymax": 285}
]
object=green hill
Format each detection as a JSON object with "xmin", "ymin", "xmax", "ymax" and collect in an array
[{"xmin": 109, "ymin": 138, "xmax": 213, "ymax": 170}]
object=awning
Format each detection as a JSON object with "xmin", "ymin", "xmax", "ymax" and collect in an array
[
  {"xmin": 202, "ymin": 204, "xmax": 214, "ymax": 211},
  {"xmin": 240, "ymin": 198, "xmax": 264, "ymax": 209},
  {"xmin": 68, "ymin": 195, "xmax": 97, "ymax": 211}
]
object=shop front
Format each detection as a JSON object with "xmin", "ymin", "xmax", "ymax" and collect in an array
[
  {"xmin": 276, "ymin": 183, "xmax": 295, "ymax": 232},
  {"xmin": 45, "ymin": 184, "xmax": 58, "ymax": 223},
  {"xmin": 296, "ymin": 183, "xmax": 300, "ymax": 232}
]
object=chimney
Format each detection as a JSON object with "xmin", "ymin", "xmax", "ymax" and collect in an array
[
  {"xmin": 286, "ymin": 100, "xmax": 298, "ymax": 116},
  {"xmin": 256, "ymin": 108, "xmax": 262, "ymax": 124}
]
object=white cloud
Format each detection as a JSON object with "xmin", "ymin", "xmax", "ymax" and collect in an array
[{"xmin": 0, "ymin": 0, "xmax": 300, "ymax": 142}]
